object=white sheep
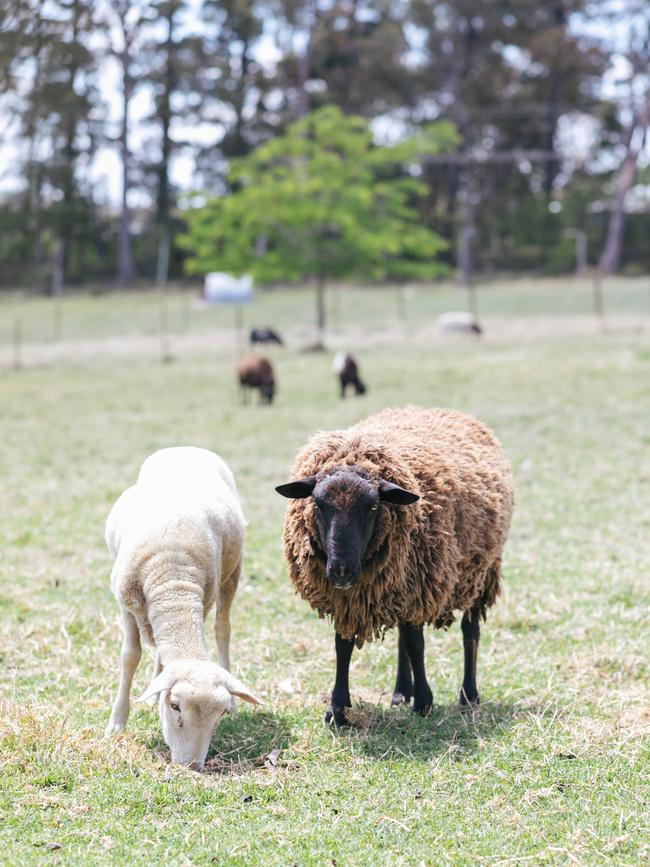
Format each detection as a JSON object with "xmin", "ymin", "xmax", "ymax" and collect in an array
[
  {"xmin": 104, "ymin": 447, "xmax": 262, "ymax": 770},
  {"xmin": 437, "ymin": 311, "xmax": 482, "ymax": 336}
]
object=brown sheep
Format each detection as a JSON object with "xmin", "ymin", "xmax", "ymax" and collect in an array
[
  {"xmin": 237, "ymin": 354, "xmax": 275, "ymax": 404},
  {"xmin": 276, "ymin": 406, "xmax": 514, "ymax": 725}
]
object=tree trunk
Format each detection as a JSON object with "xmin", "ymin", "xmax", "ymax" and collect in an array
[
  {"xmin": 118, "ymin": 43, "xmax": 135, "ymax": 286},
  {"xmin": 155, "ymin": 4, "xmax": 176, "ymax": 286},
  {"xmin": 296, "ymin": 1, "xmax": 317, "ymax": 118},
  {"xmin": 598, "ymin": 98, "xmax": 649, "ymax": 274},
  {"xmin": 543, "ymin": 2, "xmax": 566, "ymax": 196},
  {"xmin": 55, "ymin": 0, "xmax": 83, "ymax": 294}
]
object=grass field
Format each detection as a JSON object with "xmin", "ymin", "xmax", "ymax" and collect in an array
[
  {"xmin": 1, "ymin": 280, "xmax": 649, "ymax": 864},
  {"xmin": 1, "ymin": 275, "xmax": 649, "ymax": 353}
]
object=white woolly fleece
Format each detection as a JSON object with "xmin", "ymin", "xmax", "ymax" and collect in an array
[{"xmin": 106, "ymin": 447, "xmax": 246, "ymax": 653}]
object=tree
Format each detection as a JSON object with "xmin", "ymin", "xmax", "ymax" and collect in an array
[
  {"xmin": 105, "ymin": 0, "xmax": 151, "ymax": 286},
  {"xmin": 140, "ymin": 0, "xmax": 203, "ymax": 284},
  {"xmin": 180, "ymin": 105, "xmax": 457, "ymax": 341},
  {"xmin": 307, "ymin": 0, "xmax": 413, "ymax": 116},
  {"xmin": 0, "ymin": 0, "xmax": 104, "ymax": 291},
  {"xmin": 43, "ymin": 0, "xmax": 104, "ymax": 294},
  {"xmin": 193, "ymin": 0, "xmax": 276, "ymax": 190},
  {"xmin": 407, "ymin": 0, "xmax": 609, "ymax": 273},
  {"xmin": 596, "ymin": 1, "xmax": 650, "ymax": 274}
]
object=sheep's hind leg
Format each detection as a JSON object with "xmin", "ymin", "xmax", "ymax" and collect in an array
[
  {"xmin": 325, "ymin": 633, "xmax": 354, "ymax": 726},
  {"xmin": 460, "ymin": 608, "xmax": 480, "ymax": 709},
  {"xmin": 402, "ymin": 624, "xmax": 433, "ymax": 716},
  {"xmin": 391, "ymin": 625, "xmax": 413, "ymax": 706},
  {"xmin": 105, "ymin": 609, "xmax": 141, "ymax": 736}
]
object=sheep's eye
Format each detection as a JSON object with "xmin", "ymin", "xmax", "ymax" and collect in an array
[
  {"xmin": 170, "ymin": 701, "xmax": 180, "ymax": 712},
  {"xmin": 370, "ymin": 504, "xmax": 379, "ymax": 512}
]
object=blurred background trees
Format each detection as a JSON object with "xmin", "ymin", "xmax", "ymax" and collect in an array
[
  {"xmin": 0, "ymin": 0, "xmax": 648, "ymax": 292},
  {"xmin": 181, "ymin": 105, "xmax": 456, "ymax": 337}
]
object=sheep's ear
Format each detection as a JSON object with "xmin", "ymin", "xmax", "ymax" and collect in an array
[
  {"xmin": 220, "ymin": 671, "xmax": 264, "ymax": 706},
  {"xmin": 378, "ymin": 479, "xmax": 420, "ymax": 505},
  {"xmin": 137, "ymin": 669, "xmax": 176, "ymax": 703},
  {"xmin": 275, "ymin": 476, "xmax": 317, "ymax": 499}
]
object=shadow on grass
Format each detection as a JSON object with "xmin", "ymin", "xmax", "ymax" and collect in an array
[
  {"xmin": 146, "ymin": 709, "xmax": 297, "ymax": 775},
  {"xmin": 335, "ymin": 700, "xmax": 526, "ymax": 762}
]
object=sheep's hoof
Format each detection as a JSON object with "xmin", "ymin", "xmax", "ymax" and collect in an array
[
  {"xmin": 325, "ymin": 706, "xmax": 351, "ymax": 727},
  {"xmin": 391, "ymin": 691, "xmax": 412, "ymax": 707},
  {"xmin": 459, "ymin": 690, "xmax": 480, "ymax": 711},
  {"xmin": 103, "ymin": 720, "xmax": 126, "ymax": 738},
  {"xmin": 412, "ymin": 687, "xmax": 433, "ymax": 717}
]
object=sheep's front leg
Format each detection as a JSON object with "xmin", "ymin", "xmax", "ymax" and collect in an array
[
  {"xmin": 460, "ymin": 608, "xmax": 480, "ymax": 708},
  {"xmin": 391, "ymin": 625, "xmax": 413, "ymax": 706},
  {"xmin": 325, "ymin": 633, "xmax": 354, "ymax": 726},
  {"xmin": 214, "ymin": 561, "xmax": 240, "ymax": 672},
  {"xmin": 105, "ymin": 609, "xmax": 141, "ymax": 736},
  {"xmin": 402, "ymin": 624, "xmax": 432, "ymax": 716}
]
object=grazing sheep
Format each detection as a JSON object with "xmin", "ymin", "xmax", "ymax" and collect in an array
[
  {"xmin": 437, "ymin": 311, "xmax": 482, "ymax": 336},
  {"xmin": 332, "ymin": 352, "xmax": 366, "ymax": 398},
  {"xmin": 237, "ymin": 354, "xmax": 275, "ymax": 405},
  {"xmin": 276, "ymin": 406, "xmax": 513, "ymax": 726},
  {"xmin": 105, "ymin": 447, "xmax": 262, "ymax": 770},
  {"xmin": 250, "ymin": 327, "xmax": 284, "ymax": 347}
]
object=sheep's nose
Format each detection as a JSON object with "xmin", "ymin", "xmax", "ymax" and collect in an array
[
  {"xmin": 174, "ymin": 756, "xmax": 204, "ymax": 772},
  {"xmin": 327, "ymin": 560, "xmax": 357, "ymax": 588}
]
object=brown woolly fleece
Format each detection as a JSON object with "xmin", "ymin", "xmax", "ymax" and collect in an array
[
  {"xmin": 282, "ymin": 406, "xmax": 514, "ymax": 646},
  {"xmin": 237, "ymin": 354, "xmax": 274, "ymax": 388}
]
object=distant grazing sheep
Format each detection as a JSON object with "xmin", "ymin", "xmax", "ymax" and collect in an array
[
  {"xmin": 332, "ymin": 352, "xmax": 366, "ymax": 398},
  {"xmin": 437, "ymin": 311, "xmax": 482, "ymax": 336},
  {"xmin": 276, "ymin": 406, "xmax": 513, "ymax": 726},
  {"xmin": 237, "ymin": 354, "xmax": 275, "ymax": 404},
  {"xmin": 105, "ymin": 447, "xmax": 262, "ymax": 770},
  {"xmin": 250, "ymin": 327, "xmax": 284, "ymax": 346}
]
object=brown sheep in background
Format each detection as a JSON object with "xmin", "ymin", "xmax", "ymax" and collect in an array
[
  {"xmin": 276, "ymin": 406, "xmax": 514, "ymax": 725},
  {"xmin": 237, "ymin": 354, "xmax": 275, "ymax": 404}
]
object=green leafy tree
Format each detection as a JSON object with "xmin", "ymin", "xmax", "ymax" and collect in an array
[{"xmin": 181, "ymin": 105, "xmax": 457, "ymax": 339}]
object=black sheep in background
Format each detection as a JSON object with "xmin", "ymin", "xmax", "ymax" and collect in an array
[
  {"xmin": 250, "ymin": 327, "xmax": 284, "ymax": 346},
  {"xmin": 333, "ymin": 352, "xmax": 366, "ymax": 398}
]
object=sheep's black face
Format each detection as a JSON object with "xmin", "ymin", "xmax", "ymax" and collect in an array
[
  {"xmin": 312, "ymin": 472, "xmax": 380, "ymax": 589},
  {"xmin": 276, "ymin": 470, "xmax": 420, "ymax": 591},
  {"xmin": 261, "ymin": 382, "xmax": 275, "ymax": 403}
]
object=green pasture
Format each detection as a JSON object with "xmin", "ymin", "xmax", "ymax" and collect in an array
[
  {"xmin": 0, "ymin": 275, "xmax": 649, "ymax": 349},
  {"xmin": 0, "ymin": 281, "xmax": 649, "ymax": 864}
]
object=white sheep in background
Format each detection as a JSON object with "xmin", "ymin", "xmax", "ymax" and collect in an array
[
  {"xmin": 437, "ymin": 311, "xmax": 482, "ymax": 336},
  {"xmin": 104, "ymin": 447, "xmax": 262, "ymax": 770}
]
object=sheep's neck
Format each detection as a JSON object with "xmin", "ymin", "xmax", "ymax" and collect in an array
[
  {"xmin": 147, "ymin": 592, "xmax": 208, "ymax": 665},
  {"xmin": 142, "ymin": 557, "xmax": 209, "ymax": 665}
]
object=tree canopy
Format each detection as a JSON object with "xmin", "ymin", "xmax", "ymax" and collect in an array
[{"xmin": 181, "ymin": 106, "xmax": 457, "ymax": 291}]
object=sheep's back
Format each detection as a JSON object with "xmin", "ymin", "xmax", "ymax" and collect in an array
[{"xmin": 107, "ymin": 448, "xmax": 245, "ymax": 608}]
